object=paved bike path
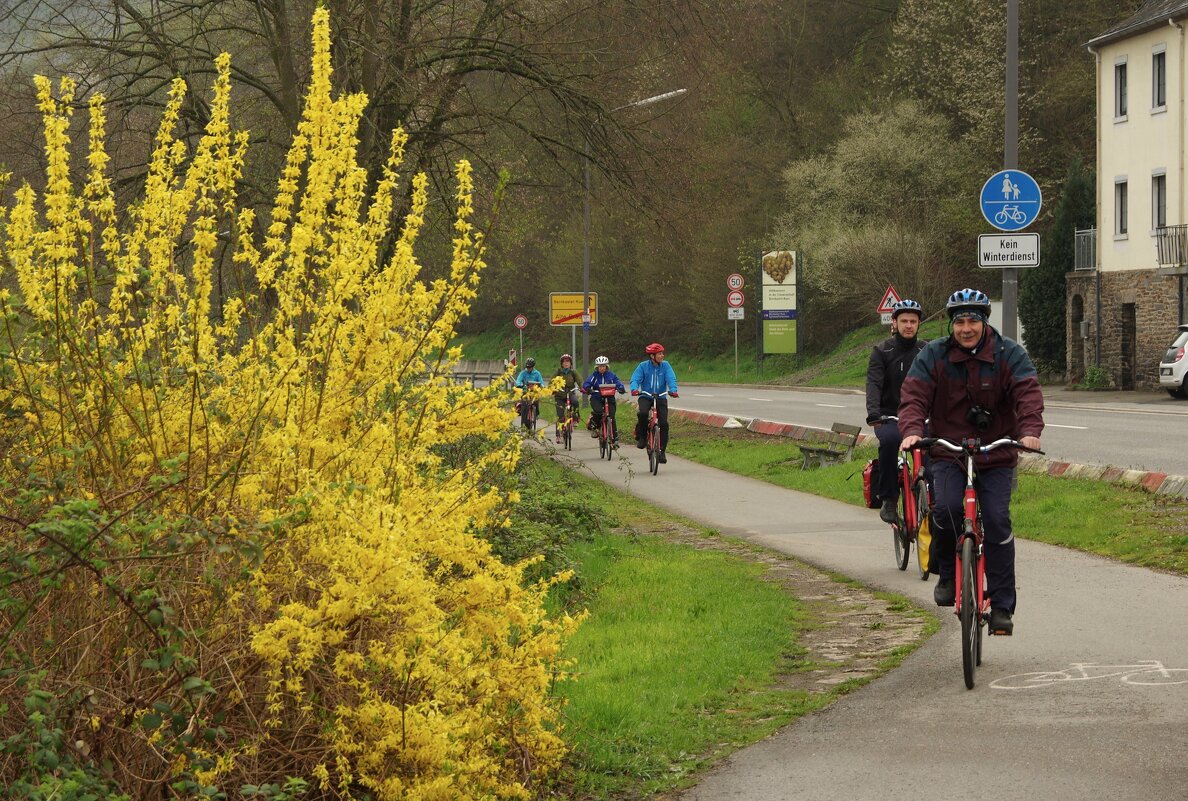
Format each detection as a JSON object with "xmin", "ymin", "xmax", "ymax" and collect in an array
[{"xmin": 557, "ymin": 437, "xmax": 1188, "ymax": 801}]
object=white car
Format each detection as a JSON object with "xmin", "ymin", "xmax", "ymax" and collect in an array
[{"xmin": 1159, "ymin": 324, "xmax": 1188, "ymax": 398}]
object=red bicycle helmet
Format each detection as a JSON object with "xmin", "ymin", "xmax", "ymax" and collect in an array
[{"xmin": 645, "ymin": 342, "xmax": 665, "ymax": 355}]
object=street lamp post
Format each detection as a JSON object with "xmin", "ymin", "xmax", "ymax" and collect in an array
[{"xmin": 581, "ymin": 88, "xmax": 687, "ymax": 389}]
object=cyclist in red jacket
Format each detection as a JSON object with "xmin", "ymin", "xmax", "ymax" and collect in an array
[{"xmin": 898, "ymin": 288, "xmax": 1044, "ymax": 635}]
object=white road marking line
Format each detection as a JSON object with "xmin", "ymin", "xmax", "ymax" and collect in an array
[
  {"xmin": 748, "ymin": 398, "xmax": 773, "ymax": 402},
  {"xmin": 693, "ymin": 393, "xmax": 716, "ymax": 397},
  {"xmin": 816, "ymin": 403, "xmax": 848, "ymax": 408},
  {"xmin": 1047, "ymin": 423, "xmax": 1088, "ymax": 430}
]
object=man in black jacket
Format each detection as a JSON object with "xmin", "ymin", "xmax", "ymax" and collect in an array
[{"xmin": 865, "ymin": 299, "xmax": 925, "ymax": 523}]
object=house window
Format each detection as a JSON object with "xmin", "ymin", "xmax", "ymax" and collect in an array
[
  {"xmin": 1153, "ymin": 172, "xmax": 1167, "ymax": 229},
  {"xmin": 1116, "ymin": 180, "xmax": 1129, "ymax": 236},
  {"xmin": 1116, "ymin": 60, "xmax": 1129, "ymax": 118},
  {"xmin": 1154, "ymin": 49, "xmax": 1167, "ymax": 109}
]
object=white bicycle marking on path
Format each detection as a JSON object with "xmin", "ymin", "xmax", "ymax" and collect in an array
[{"xmin": 991, "ymin": 661, "xmax": 1188, "ymax": 690}]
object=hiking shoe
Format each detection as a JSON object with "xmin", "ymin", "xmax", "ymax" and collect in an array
[
  {"xmin": 879, "ymin": 498, "xmax": 898, "ymax": 524},
  {"xmin": 555, "ymin": 434, "xmax": 561, "ymax": 444},
  {"xmin": 658, "ymin": 451, "xmax": 667, "ymax": 463},
  {"xmin": 636, "ymin": 438, "xmax": 647, "ymax": 449},
  {"xmin": 933, "ymin": 579, "xmax": 955, "ymax": 607},
  {"xmin": 989, "ymin": 608, "xmax": 1014, "ymax": 635},
  {"xmin": 590, "ymin": 429, "xmax": 599, "ymax": 438}
]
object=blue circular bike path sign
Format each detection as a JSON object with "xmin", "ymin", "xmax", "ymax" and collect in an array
[{"xmin": 980, "ymin": 170, "xmax": 1042, "ymax": 232}]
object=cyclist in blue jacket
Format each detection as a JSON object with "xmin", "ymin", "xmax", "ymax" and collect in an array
[
  {"xmin": 630, "ymin": 342, "xmax": 679, "ymax": 462},
  {"xmin": 514, "ymin": 357, "xmax": 544, "ymax": 428},
  {"xmin": 582, "ymin": 355, "xmax": 626, "ymax": 441}
]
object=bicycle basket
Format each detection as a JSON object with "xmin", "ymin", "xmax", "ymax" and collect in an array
[{"xmin": 599, "ymin": 385, "xmax": 617, "ymax": 397}]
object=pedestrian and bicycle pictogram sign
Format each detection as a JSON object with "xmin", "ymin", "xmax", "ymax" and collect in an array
[{"xmin": 980, "ymin": 170, "xmax": 1042, "ymax": 232}]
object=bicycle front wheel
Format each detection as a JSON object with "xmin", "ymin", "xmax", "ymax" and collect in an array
[
  {"xmin": 563, "ymin": 423, "xmax": 572, "ymax": 450},
  {"xmin": 960, "ymin": 537, "xmax": 977, "ymax": 689},
  {"xmin": 914, "ymin": 479, "xmax": 931, "ymax": 580},
  {"xmin": 648, "ymin": 427, "xmax": 660, "ymax": 475},
  {"xmin": 893, "ymin": 523, "xmax": 909, "ymax": 571}
]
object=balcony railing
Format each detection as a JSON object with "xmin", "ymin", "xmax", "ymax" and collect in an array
[
  {"xmin": 1156, "ymin": 224, "xmax": 1188, "ymax": 269},
  {"xmin": 1074, "ymin": 227, "xmax": 1096, "ymax": 271}
]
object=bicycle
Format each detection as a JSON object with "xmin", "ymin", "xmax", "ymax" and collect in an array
[
  {"xmin": 639, "ymin": 390, "xmax": 667, "ymax": 475},
  {"xmin": 517, "ymin": 382, "xmax": 541, "ymax": 435},
  {"xmin": 910, "ymin": 435, "xmax": 1043, "ymax": 689},
  {"xmin": 990, "ymin": 661, "xmax": 1188, "ymax": 690},
  {"xmin": 595, "ymin": 385, "xmax": 619, "ymax": 460},
  {"xmin": 993, "ymin": 205, "xmax": 1027, "ymax": 225},
  {"xmin": 877, "ymin": 416, "xmax": 931, "ymax": 579},
  {"xmin": 557, "ymin": 392, "xmax": 579, "ymax": 450}
]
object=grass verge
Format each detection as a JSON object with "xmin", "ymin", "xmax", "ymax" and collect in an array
[
  {"xmin": 510, "ymin": 458, "xmax": 933, "ymax": 800},
  {"xmin": 667, "ymin": 417, "xmax": 1188, "ymax": 575}
]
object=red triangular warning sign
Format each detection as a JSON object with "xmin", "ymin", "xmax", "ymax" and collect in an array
[{"xmin": 876, "ymin": 284, "xmax": 902, "ymax": 314}]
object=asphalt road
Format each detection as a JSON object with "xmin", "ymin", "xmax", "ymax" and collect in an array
[
  {"xmin": 553, "ymin": 432, "xmax": 1188, "ymax": 801},
  {"xmin": 669, "ymin": 384, "xmax": 1188, "ymax": 475}
]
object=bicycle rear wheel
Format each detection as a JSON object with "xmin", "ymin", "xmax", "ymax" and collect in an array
[
  {"xmin": 960, "ymin": 537, "xmax": 977, "ymax": 689},
  {"xmin": 563, "ymin": 422, "xmax": 572, "ymax": 450},
  {"xmin": 914, "ymin": 479, "xmax": 931, "ymax": 580},
  {"xmin": 598, "ymin": 423, "xmax": 608, "ymax": 459},
  {"xmin": 892, "ymin": 522, "xmax": 909, "ymax": 571}
]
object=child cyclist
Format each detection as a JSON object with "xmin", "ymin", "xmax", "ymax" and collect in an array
[
  {"xmin": 552, "ymin": 353, "xmax": 583, "ymax": 444},
  {"xmin": 513, "ymin": 357, "xmax": 544, "ymax": 429},
  {"xmin": 582, "ymin": 356, "xmax": 626, "ymax": 441}
]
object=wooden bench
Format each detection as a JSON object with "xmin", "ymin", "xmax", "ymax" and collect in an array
[{"xmin": 798, "ymin": 422, "xmax": 862, "ymax": 469}]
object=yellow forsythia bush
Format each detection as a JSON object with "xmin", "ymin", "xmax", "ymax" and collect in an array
[{"xmin": 0, "ymin": 8, "xmax": 577, "ymax": 800}]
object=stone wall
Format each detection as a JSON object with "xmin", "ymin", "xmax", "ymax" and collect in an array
[{"xmin": 1065, "ymin": 268, "xmax": 1181, "ymax": 388}]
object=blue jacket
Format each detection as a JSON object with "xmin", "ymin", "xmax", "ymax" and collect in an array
[
  {"xmin": 515, "ymin": 368, "xmax": 544, "ymax": 389},
  {"xmin": 583, "ymin": 369, "xmax": 626, "ymax": 394},
  {"xmin": 630, "ymin": 359, "xmax": 678, "ymax": 395}
]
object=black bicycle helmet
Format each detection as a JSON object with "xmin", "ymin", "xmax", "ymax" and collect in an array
[
  {"xmin": 945, "ymin": 288, "xmax": 991, "ymax": 320},
  {"xmin": 524, "ymin": 357, "xmax": 536, "ymax": 369}
]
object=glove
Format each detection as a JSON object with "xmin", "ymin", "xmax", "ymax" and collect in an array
[
  {"xmin": 631, "ymin": 390, "xmax": 640, "ymax": 396},
  {"xmin": 670, "ymin": 392, "xmax": 679, "ymax": 398},
  {"xmin": 617, "ymin": 388, "xmax": 625, "ymax": 395}
]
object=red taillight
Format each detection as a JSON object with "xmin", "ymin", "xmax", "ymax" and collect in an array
[{"xmin": 1177, "ymin": 346, "xmax": 1186, "ymax": 363}]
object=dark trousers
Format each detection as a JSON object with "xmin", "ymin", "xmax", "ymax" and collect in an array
[
  {"xmin": 635, "ymin": 395, "xmax": 669, "ymax": 449},
  {"xmin": 591, "ymin": 395, "xmax": 617, "ymax": 437},
  {"xmin": 554, "ymin": 390, "xmax": 579, "ymax": 425},
  {"xmin": 929, "ymin": 460, "xmax": 1016, "ymax": 613},
  {"xmin": 874, "ymin": 420, "xmax": 903, "ymax": 502}
]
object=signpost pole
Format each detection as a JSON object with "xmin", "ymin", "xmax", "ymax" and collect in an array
[
  {"xmin": 520, "ymin": 329, "xmax": 523, "ymax": 362},
  {"xmin": 734, "ymin": 320, "xmax": 739, "ymax": 378},
  {"xmin": 1002, "ymin": 0, "xmax": 1020, "ymax": 340}
]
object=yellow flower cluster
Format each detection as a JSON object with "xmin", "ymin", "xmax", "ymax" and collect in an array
[{"xmin": 0, "ymin": 8, "xmax": 575, "ymax": 799}]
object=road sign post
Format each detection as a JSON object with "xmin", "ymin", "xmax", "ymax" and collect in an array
[{"xmin": 513, "ymin": 314, "xmax": 527, "ymax": 366}]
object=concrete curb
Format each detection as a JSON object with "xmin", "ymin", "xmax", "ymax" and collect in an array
[{"xmin": 668, "ymin": 406, "xmax": 1188, "ymax": 500}]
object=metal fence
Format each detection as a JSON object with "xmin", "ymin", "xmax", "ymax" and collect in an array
[
  {"xmin": 1074, "ymin": 227, "xmax": 1096, "ymax": 271},
  {"xmin": 1156, "ymin": 224, "xmax": 1188, "ymax": 268}
]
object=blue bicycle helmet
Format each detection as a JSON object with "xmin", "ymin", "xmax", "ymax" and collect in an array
[
  {"xmin": 891, "ymin": 299, "xmax": 923, "ymax": 319},
  {"xmin": 945, "ymin": 288, "xmax": 991, "ymax": 320}
]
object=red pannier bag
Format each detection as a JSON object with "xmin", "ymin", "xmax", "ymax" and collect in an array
[{"xmin": 862, "ymin": 458, "xmax": 881, "ymax": 508}]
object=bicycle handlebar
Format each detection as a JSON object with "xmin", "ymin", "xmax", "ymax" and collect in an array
[
  {"xmin": 910, "ymin": 436, "xmax": 1044, "ymax": 456},
  {"xmin": 638, "ymin": 391, "xmax": 669, "ymax": 397}
]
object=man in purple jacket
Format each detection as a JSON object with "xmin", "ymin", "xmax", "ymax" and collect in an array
[{"xmin": 898, "ymin": 288, "xmax": 1044, "ymax": 635}]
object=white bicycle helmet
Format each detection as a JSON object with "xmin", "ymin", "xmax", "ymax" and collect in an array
[{"xmin": 594, "ymin": 355, "xmax": 609, "ymax": 366}]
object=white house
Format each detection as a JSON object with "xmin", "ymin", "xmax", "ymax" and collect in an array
[{"xmin": 1073, "ymin": 0, "xmax": 1188, "ymax": 387}]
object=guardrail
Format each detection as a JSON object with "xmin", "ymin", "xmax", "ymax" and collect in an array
[{"xmin": 450, "ymin": 359, "xmax": 511, "ymax": 387}]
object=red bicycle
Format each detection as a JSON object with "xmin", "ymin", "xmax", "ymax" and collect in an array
[
  {"xmin": 877, "ymin": 416, "xmax": 931, "ymax": 579},
  {"xmin": 639, "ymin": 390, "xmax": 667, "ymax": 475},
  {"xmin": 596, "ymin": 385, "xmax": 619, "ymax": 460},
  {"xmin": 911, "ymin": 436, "xmax": 1042, "ymax": 689}
]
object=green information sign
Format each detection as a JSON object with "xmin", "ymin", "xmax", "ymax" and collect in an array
[{"xmin": 763, "ymin": 319, "xmax": 798, "ymax": 354}]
